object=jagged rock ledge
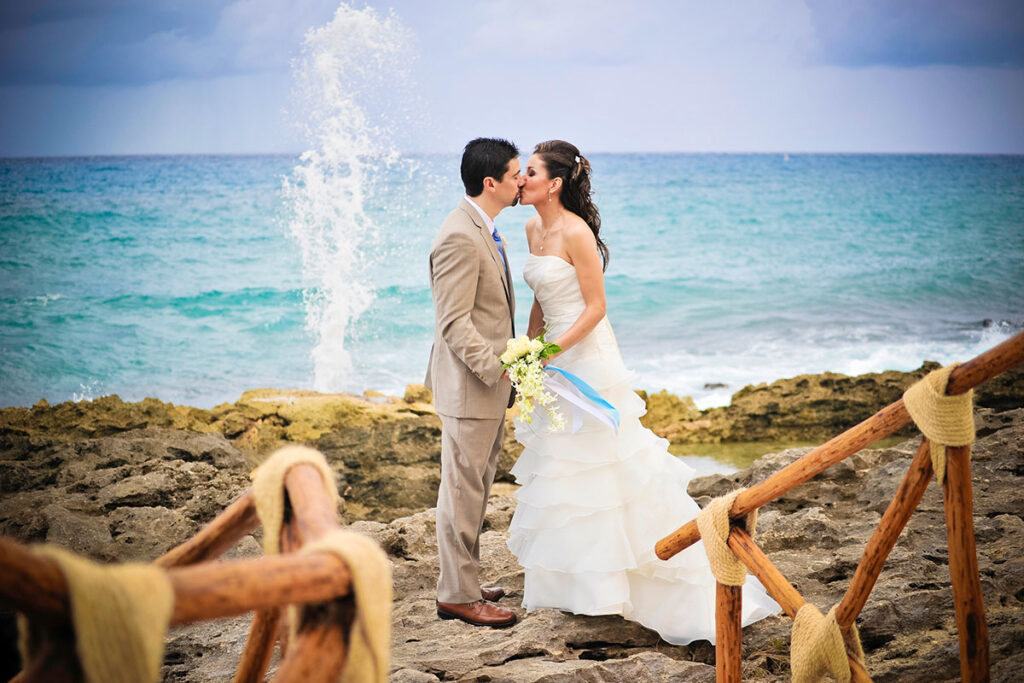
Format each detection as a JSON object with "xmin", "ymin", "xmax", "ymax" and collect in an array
[
  {"xmin": 2, "ymin": 363, "xmax": 1021, "ymax": 524},
  {"xmin": 2, "ymin": 406, "xmax": 1021, "ymax": 681},
  {"xmin": 639, "ymin": 361, "xmax": 1023, "ymax": 444}
]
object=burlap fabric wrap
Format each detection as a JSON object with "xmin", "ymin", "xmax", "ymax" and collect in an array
[
  {"xmin": 790, "ymin": 604, "xmax": 866, "ymax": 683},
  {"xmin": 251, "ymin": 444, "xmax": 340, "ymax": 555},
  {"xmin": 902, "ymin": 363, "xmax": 975, "ymax": 483},
  {"xmin": 695, "ymin": 488, "xmax": 756, "ymax": 586},
  {"xmin": 17, "ymin": 546, "xmax": 174, "ymax": 683},
  {"xmin": 251, "ymin": 445, "xmax": 392, "ymax": 683}
]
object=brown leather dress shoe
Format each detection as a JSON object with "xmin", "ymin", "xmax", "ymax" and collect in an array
[
  {"xmin": 436, "ymin": 600, "xmax": 516, "ymax": 628},
  {"xmin": 480, "ymin": 586, "xmax": 506, "ymax": 601}
]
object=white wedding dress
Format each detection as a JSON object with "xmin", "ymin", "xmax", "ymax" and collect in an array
[{"xmin": 507, "ymin": 254, "xmax": 780, "ymax": 645}]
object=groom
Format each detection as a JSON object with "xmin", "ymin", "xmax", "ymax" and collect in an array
[{"xmin": 425, "ymin": 138, "xmax": 521, "ymax": 627}]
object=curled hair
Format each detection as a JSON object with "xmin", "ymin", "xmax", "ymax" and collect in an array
[{"xmin": 534, "ymin": 140, "xmax": 608, "ymax": 271}]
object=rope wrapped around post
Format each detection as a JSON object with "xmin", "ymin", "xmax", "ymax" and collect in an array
[
  {"xmin": 251, "ymin": 444, "xmax": 340, "ymax": 555},
  {"xmin": 902, "ymin": 363, "xmax": 974, "ymax": 483},
  {"xmin": 17, "ymin": 546, "xmax": 174, "ymax": 683},
  {"xmin": 250, "ymin": 445, "xmax": 392, "ymax": 683},
  {"xmin": 790, "ymin": 604, "xmax": 867, "ymax": 683},
  {"xmin": 695, "ymin": 488, "xmax": 756, "ymax": 586}
]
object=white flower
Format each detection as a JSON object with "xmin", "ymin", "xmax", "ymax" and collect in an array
[
  {"xmin": 503, "ymin": 343, "xmax": 564, "ymax": 432},
  {"xmin": 513, "ymin": 335, "xmax": 531, "ymax": 357}
]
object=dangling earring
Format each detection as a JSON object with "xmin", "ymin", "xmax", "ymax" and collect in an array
[{"xmin": 547, "ymin": 190, "xmax": 553, "ymax": 203}]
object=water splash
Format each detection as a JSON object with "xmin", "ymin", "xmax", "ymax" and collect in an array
[
  {"xmin": 283, "ymin": 4, "xmax": 415, "ymax": 393},
  {"xmin": 72, "ymin": 380, "xmax": 104, "ymax": 403}
]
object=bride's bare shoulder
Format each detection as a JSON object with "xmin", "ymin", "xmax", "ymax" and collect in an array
[{"xmin": 564, "ymin": 214, "xmax": 596, "ymax": 245}]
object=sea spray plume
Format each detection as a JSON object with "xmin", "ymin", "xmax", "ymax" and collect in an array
[{"xmin": 283, "ymin": 4, "xmax": 414, "ymax": 393}]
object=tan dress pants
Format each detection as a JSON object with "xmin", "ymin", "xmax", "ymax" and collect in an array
[{"xmin": 435, "ymin": 413, "xmax": 505, "ymax": 604}]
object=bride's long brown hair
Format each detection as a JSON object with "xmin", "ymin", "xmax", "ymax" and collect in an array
[{"xmin": 534, "ymin": 140, "xmax": 609, "ymax": 271}]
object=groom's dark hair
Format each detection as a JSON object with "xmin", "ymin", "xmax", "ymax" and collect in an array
[{"xmin": 461, "ymin": 137, "xmax": 519, "ymax": 196}]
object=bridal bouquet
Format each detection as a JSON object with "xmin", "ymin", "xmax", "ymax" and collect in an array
[{"xmin": 501, "ymin": 333, "xmax": 565, "ymax": 430}]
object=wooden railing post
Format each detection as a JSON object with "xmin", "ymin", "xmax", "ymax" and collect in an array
[
  {"xmin": 656, "ymin": 400, "xmax": 912, "ymax": 560},
  {"xmin": 156, "ymin": 491, "xmax": 259, "ymax": 568},
  {"xmin": 716, "ymin": 580, "xmax": 743, "ymax": 682},
  {"xmin": 835, "ymin": 439, "xmax": 933, "ymax": 628},
  {"xmin": 2, "ymin": 457, "xmax": 365, "ymax": 682},
  {"xmin": 234, "ymin": 608, "xmax": 282, "ymax": 683},
  {"xmin": 272, "ymin": 615, "xmax": 350, "ymax": 683},
  {"xmin": 657, "ymin": 331, "xmax": 1024, "ymax": 561},
  {"xmin": 727, "ymin": 528, "xmax": 872, "ymax": 683},
  {"xmin": 943, "ymin": 444, "xmax": 990, "ymax": 682}
]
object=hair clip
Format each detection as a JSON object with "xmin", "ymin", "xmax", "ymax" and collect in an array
[{"xmin": 574, "ymin": 155, "xmax": 581, "ymax": 164}]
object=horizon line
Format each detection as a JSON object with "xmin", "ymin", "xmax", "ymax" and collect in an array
[{"xmin": 3, "ymin": 150, "xmax": 1024, "ymax": 161}]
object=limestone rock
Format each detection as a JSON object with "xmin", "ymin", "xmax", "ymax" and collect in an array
[
  {"xmin": 637, "ymin": 389, "xmax": 702, "ymax": 439},
  {"xmin": 0, "ymin": 428, "xmax": 251, "ymax": 561},
  {"xmin": 404, "ymin": 383, "xmax": 433, "ymax": 404},
  {"xmin": 647, "ymin": 362, "xmax": 1023, "ymax": 445},
  {"xmin": 0, "ymin": 394, "xmax": 218, "ymax": 442},
  {"xmin": 1, "ymin": 404, "xmax": 1022, "ymax": 681},
  {"xmin": 6, "ymin": 361, "xmax": 1018, "ymax": 522}
]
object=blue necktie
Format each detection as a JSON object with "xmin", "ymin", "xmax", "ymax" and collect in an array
[
  {"xmin": 492, "ymin": 229, "xmax": 515, "ymax": 335},
  {"xmin": 492, "ymin": 229, "xmax": 511, "ymax": 289}
]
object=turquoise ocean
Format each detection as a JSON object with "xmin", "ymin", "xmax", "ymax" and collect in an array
[{"xmin": 2, "ymin": 153, "xmax": 1022, "ymax": 411}]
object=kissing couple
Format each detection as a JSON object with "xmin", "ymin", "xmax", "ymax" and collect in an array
[{"xmin": 424, "ymin": 138, "xmax": 779, "ymax": 642}]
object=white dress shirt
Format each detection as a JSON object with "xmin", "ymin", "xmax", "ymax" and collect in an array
[{"xmin": 464, "ymin": 195, "xmax": 496, "ymax": 237}]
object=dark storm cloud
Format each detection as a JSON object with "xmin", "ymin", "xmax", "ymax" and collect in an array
[
  {"xmin": 0, "ymin": 0, "xmax": 301, "ymax": 86},
  {"xmin": 807, "ymin": 0, "xmax": 1024, "ymax": 68}
]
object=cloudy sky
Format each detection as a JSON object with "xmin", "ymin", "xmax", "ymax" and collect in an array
[{"xmin": 1, "ymin": 0, "xmax": 1023, "ymax": 156}]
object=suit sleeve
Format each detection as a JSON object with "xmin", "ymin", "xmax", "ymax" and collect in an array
[{"xmin": 430, "ymin": 231, "xmax": 505, "ymax": 387}]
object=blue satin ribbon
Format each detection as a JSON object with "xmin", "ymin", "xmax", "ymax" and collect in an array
[{"xmin": 546, "ymin": 365, "xmax": 620, "ymax": 432}]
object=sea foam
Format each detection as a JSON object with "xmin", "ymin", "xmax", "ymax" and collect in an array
[{"xmin": 283, "ymin": 4, "xmax": 415, "ymax": 393}]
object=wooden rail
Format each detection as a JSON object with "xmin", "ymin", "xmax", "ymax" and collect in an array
[
  {"xmin": 658, "ymin": 330, "xmax": 1023, "ymax": 682},
  {"xmin": 3, "ymin": 461, "xmax": 359, "ymax": 682},
  {"xmin": 656, "ymin": 331, "xmax": 1024, "ymax": 561}
]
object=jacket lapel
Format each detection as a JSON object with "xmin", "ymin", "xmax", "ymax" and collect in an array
[{"xmin": 459, "ymin": 199, "xmax": 514, "ymax": 312}]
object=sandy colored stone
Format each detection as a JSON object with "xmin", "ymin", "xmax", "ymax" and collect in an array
[
  {"xmin": 637, "ymin": 389, "xmax": 702, "ymax": 433},
  {"xmin": 404, "ymin": 383, "xmax": 433, "ymax": 404},
  {"xmin": 646, "ymin": 362, "xmax": 1023, "ymax": 445},
  {"xmin": 1, "ymin": 408, "xmax": 1022, "ymax": 681}
]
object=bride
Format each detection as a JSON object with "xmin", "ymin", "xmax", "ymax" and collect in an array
[{"xmin": 507, "ymin": 140, "xmax": 780, "ymax": 644}]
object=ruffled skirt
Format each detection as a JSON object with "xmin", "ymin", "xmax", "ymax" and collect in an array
[{"xmin": 507, "ymin": 319, "xmax": 780, "ymax": 644}]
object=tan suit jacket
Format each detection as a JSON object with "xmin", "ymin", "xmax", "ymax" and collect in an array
[{"xmin": 425, "ymin": 198, "xmax": 515, "ymax": 418}]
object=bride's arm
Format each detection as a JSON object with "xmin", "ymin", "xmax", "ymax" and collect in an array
[
  {"xmin": 528, "ymin": 298, "xmax": 545, "ymax": 338},
  {"xmin": 550, "ymin": 223, "xmax": 606, "ymax": 356},
  {"xmin": 524, "ymin": 217, "xmax": 546, "ymax": 339}
]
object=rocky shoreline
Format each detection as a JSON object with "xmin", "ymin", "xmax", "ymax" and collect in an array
[
  {"xmin": 0, "ymin": 364, "xmax": 1022, "ymax": 681},
  {"xmin": 4, "ymin": 362, "xmax": 1020, "ymax": 524}
]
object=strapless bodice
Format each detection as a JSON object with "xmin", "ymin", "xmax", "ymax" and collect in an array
[
  {"xmin": 522, "ymin": 253, "xmax": 627, "ymax": 387},
  {"xmin": 522, "ymin": 254, "xmax": 586, "ymax": 326}
]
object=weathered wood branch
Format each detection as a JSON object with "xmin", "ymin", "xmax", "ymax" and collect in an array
[
  {"xmin": 155, "ymin": 490, "xmax": 259, "ymax": 568},
  {"xmin": 715, "ymin": 582, "xmax": 743, "ymax": 682},
  {"xmin": 656, "ymin": 330, "xmax": 1024, "ymax": 560},
  {"xmin": 835, "ymin": 439, "xmax": 933, "ymax": 627}
]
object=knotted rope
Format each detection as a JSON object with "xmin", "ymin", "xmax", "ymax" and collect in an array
[
  {"xmin": 790, "ymin": 604, "xmax": 866, "ymax": 683},
  {"xmin": 695, "ymin": 488, "xmax": 756, "ymax": 586},
  {"xmin": 902, "ymin": 363, "xmax": 975, "ymax": 483},
  {"xmin": 18, "ymin": 546, "xmax": 173, "ymax": 683},
  {"xmin": 251, "ymin": 444, "xmax": 339, "ymax": 555},
  {"xmin": 251, "ymin": 445, "xmax": 391, "ymax": 683},
  {"xmin": 303, "ymin": 530, "xmax": 393, "ymax": 683}
]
